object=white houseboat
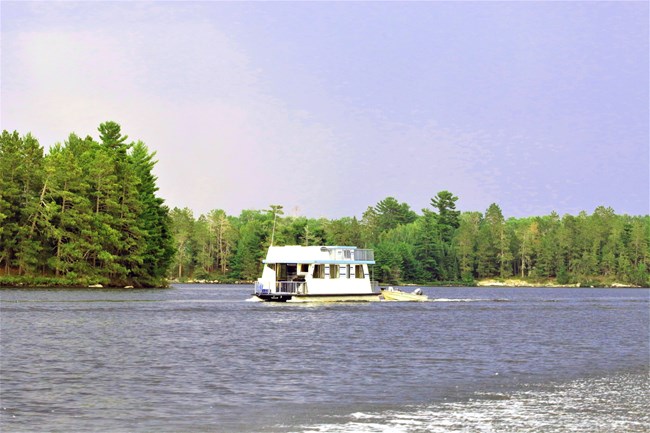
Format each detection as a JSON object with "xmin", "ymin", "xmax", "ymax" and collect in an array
[{"xmin": 253, "ymin": 246, "xmax": 380, "ymax": 302}]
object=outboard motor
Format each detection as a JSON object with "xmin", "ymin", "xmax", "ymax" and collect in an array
[{"xmin": 413, "ymin": 288, "xmax": 423, "ymax": 296}]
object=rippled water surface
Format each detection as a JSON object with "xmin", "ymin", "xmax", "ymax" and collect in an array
[{"xmin": 1, "ymin": 285, "xmax": 648, "ymax": 432}]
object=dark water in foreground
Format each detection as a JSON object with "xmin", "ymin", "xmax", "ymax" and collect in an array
[{"xmin": 1, "ymin": 285, "xmax": 648, "ymax": 432}]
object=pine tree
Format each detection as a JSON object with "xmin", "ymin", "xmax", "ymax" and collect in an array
[
  {"xmin": 430, "ymin": 190, "xmax": 460, "ymax": 243},
  {"xmin": 414, "ymin": 210, "xmax": 444, "ymax": 280},
  {"xmin": 476, "ymin": 203, "xmax": 509, "ymax": 278},
  {"xmin": 0, "ymin": 131, "xmax": 45, "ymax": 275},
  {"xmin": 454, "ymin": 211, "xmax": 481, "ymax": 282},
  {"xmin": 43, "ymin": 137, "xmax": 95, "ymax": 280},
  {"xmin": 230, "ymin": 213, "xmax": 264, "ymax": 280},
  {"xmin": 130, "ymin": 141, "xmax": 174, "ymax": 286}
]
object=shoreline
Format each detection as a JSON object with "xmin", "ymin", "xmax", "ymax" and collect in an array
[
  {"xmin": 476, "ymin": 278, "xmax": 643, "ymax": 289},
  {"xmin": 1, "ymin": 277, "xmax": 646, "ymax": 289}
]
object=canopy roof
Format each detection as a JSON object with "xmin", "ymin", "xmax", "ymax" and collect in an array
[{"xmin": 262, "ymin": 246, "xmax": 374, "ymax": 264}]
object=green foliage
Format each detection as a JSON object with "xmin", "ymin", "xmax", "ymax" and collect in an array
[
  {"xmin": 162, "ymin": 190, "xmax": 649, "ymax": 287},
  {"xmin": 130, "ymin": 141, "xmax": 175, "ymax": 286},
  {"xmin": 324, "ymin": 217, "xmax": 362, "ymax": 247},
  {"xmin": 4, "ymin": 125, "xmax": 647, "ymax": 288},
  {"xmin": 0, "ymin": 131, "xmax": 45, "ymax": 276},
  {"xmin": 230, "ymin": 211, "xmax": 266, "ymax": 280},
  {"xmin": 361, "ymin": 197, "xmax": 417, "ymax": 245},
  {"xmin": 556, "ymin": 264, "xmax": 570, "ymax": 285},
  {"xmin": 0, "ymin": 124, "xmax": 173, "ymax": 287},
  {"xmin": 375, "ymin": 240, "xmax": 403, "ymax": 284},
  {"xmin": 430, "ymin": 190, "xmax": 460, "ymax": 243}
]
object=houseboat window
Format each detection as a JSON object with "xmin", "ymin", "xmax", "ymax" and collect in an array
[
  {"xmin": 300, "ymin": 264, "xmax": 309, "ymax": 273},
  {"xmin": 278, "ymin": 264, "xmax": 288, "ymax": 280},
  {"xmin": 355, "ymin": 264, "xmax": 365, "ymax": 279},
  {"xmin": 287, "ymin": 264, "xmax": 297, "ymax": 280},
  {"xmin": 313, "ymin": 264, "xmax": 325, "ymax": 279},
  {"xmin": 330, "ymin": 264, "xmax": 339, "ymax": 279}
]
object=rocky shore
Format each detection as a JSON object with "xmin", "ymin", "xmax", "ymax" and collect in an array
[{"xmin": 477, "ymin": 279, "xmax": 643, "ymax": 288}]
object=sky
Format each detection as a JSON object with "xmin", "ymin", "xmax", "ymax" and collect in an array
[{"xmin": 2, "ymin": 1, "xmax": 648, "ymax": 219}]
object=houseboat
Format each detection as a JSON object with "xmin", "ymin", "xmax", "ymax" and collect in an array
[{"xmin": 253, "ymin": 246, "xmax": 381, "ymax": 302}]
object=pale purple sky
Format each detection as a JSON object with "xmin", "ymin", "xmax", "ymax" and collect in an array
[{"xmin": 2, "ymin": 1, "xmax": 648, "ymax": 219}]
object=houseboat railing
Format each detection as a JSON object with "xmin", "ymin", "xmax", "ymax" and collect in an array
[
  {"xmin": 277, "ymin": 281, "xmax": 307, "ymax": 294},
  {"xmin": 255, "ymin": 281, "xmax": 306, "ymax": 295},
  {"xmin": 327, "ymin": 248, "xmax": 374, "ymax": 262}
]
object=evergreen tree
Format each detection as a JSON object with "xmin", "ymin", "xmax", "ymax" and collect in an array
[
  {"xmin": 230, "ymin": 211, "xmax": 265, "ymax": 280},
  {"xmin": 379, "ymin": 222, "xmax": 422, "ymax": 281},
  {"xmin": 430, "ymin": 190, "xmax": 460, "ymax": 243},
  {"xmin": 476, "ymin": 204, "xmax": 507, "ymax": 278},
  {"xmin": 535, "ymin": 212, "xmax": 561, "ymax": 278},
  {"xmin": 130, "ymin": 141, "xmax": 174, "ymax": 286},
  {"xmin": 324, "ymin": 217, "xmax": 363, "ymax": 247},
  {"xmin": 97, "ymin": 121, "xmax": 144, "ymax": 285},
  {"xmin": 414, "ymin": 211, "xmax": 444, "ymax": 281},
  {"xmin": 454, "ymin": 211, "xmax": 481, "ymax": 282},
  {"xmin": 374, "ymin": 240, "xmax": 403, "ymax": 284},
  {"xmin": 43, "ymin": 138, "xmax": 95, "ymax": 280},
  {"xmin": 0, "ymin": 131, "xmax": 45, "ymax": 275},
  {"xmin": 374, "ymin": 196, "xmax": 417, "ymax": 233}
]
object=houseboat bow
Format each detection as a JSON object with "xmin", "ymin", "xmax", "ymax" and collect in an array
[{"xmin": 253, "ymin": 246, "xmax": 381, "ymax": 302}]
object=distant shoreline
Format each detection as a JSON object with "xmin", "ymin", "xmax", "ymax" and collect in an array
[
  {"xmin": 475, "ymin": 279, "xmax": 644, "ymax": 289},
  {"xmin": 169, "ymin": 279, "xmax": 646, "ymax": 289},
  {"xmin": 0, "ymin": 276, "xmax": 165, "ymax": 289},
  {"xmin": 1, "ymin": 277, "xmax": 646, "ymax": 289}
]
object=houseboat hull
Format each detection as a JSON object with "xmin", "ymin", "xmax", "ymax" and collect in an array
[{"xmin": 254, "ymin": 292, "xmax": 382, "ymax": 303}]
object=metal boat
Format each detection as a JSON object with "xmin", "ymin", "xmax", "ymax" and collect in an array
[{"xmin": 381, "ymin": 287, "xmax": 428, "ymax": 302}]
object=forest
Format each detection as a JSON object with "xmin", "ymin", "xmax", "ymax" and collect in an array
[
  {"xmin": 1, "ymin": 125, "xmax": 648, "ymax": 288},
  {"xmin": 0, "ymin": 124, "xmax": 174, "ymax": 287},
  {"xmin": 169, "ymin": 196, "xmax": 649, "ymax": 288}
]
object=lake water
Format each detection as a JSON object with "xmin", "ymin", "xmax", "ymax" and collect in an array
[{"xmin": 1, "ymin": 284, "xmax": 648, "ymax": 432}]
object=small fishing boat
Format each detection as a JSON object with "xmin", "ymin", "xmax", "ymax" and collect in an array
[
  {"xmin": 381, "ymin": 287, "xmax": 428, "ymax": 302},
  {"xmin": 252, "ymin": 246, "xmax": 381, "ymax": 302}
]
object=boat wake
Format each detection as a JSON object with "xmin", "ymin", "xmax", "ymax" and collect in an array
[
  {"xmin": 430, "ymin": 298, "xmax": 511, "ymax": 303},
  {"xmin": 290, "ymin": 371, "xmax": 649, "ymax": 433}
]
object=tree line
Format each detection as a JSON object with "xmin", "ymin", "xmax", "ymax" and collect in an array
[
  {"xmin": 0, "ymin": 123, "xmax": 174, "ymax": 287},
  {"xmin": 2, "ymin": 125, "xmax": 648, "ymax": 288},
  {"xmin": 170, "ymin": 194, "xmax": 649, "ymax": 287}
]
